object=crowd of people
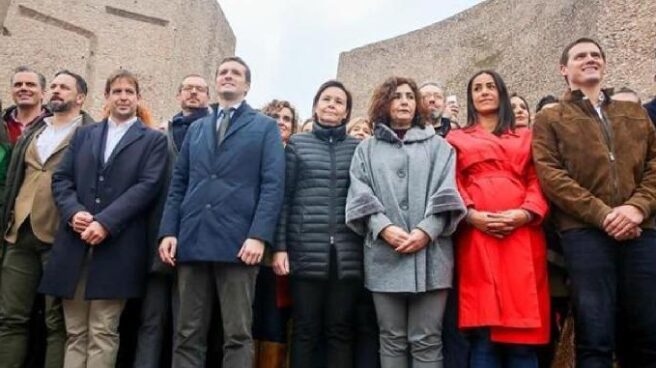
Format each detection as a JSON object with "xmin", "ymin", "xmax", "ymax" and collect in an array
[{"xmin": 0, "ymin": 36, "xmax": 655, "ymax": 368}]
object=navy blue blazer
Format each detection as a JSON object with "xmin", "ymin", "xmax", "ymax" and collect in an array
[
  {"xmin": 39, "ymin": 119, "xmax": 168, "ymax": 299},
  {"xmin": 158, "ymin": 102, "xmax": 285, "ymax": 263}
]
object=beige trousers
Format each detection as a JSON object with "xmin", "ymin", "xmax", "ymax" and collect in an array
[{"xmin": 62, "ymin": 267, "xmax": 126, "ymax": 368}]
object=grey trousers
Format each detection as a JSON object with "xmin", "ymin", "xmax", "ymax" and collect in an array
[
  {"xmin": 173, "ymin": 262, "xmax": 258, "ymax": 368},
  {"xmin": 373, "ymin": 289, "xmax": 448, "ymax": 368}
]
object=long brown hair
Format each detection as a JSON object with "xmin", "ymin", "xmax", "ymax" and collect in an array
[{"xmin": 368, "ymin": 76, "xmax": 428, "ymax": 128}]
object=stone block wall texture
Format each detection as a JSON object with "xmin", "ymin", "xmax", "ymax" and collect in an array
[
  {"xmin": 337, "ymin": 0, "xmax": 656, "ymax": 118},
  {"xmin": 0, "ymin": 0, "xmax": 236, "ymax": 122}
]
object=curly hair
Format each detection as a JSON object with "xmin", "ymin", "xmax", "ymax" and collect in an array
[
  {"xmin": 367, "ymin": 76, "xmax": 428, "ymax": 128},
  {"xmin": 346, "ymin": 117, "xmax": 373, "ymax": 135},
  {"xmin": 261, "ymin": 99, "xmax": 298, "ymax": 134}
]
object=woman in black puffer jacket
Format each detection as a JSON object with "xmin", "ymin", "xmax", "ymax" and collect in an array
[{"xmin": 272, "ymin": 80, "xmax": 363, "ymax": 368}]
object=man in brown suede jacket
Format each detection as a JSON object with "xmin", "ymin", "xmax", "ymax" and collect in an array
[{"xmin": 533, "ymin": 38, "xmax": 656, "ymax": 368}]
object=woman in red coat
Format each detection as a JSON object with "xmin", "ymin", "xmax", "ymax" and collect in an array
[{"xmin": 447, "ymin": 70, "xmax": 549, "ymax": 367}]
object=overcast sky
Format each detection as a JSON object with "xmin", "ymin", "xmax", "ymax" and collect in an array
[{"xmin": 219, "ymin": 0, "xmax": 484, "ymax": 119}]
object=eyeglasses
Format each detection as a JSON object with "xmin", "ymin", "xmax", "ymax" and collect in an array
[{"xmin": 181, "ymin": 85, "xmax": 208, "ymax": 93}]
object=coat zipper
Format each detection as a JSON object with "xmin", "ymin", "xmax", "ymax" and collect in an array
[
  {"xmin": 329, "ymin": 136, "xmax": 336, "ymax": 246},
  {"xmin": 586, "ymin": 100, "xmax": 620, "ymax": 204}
]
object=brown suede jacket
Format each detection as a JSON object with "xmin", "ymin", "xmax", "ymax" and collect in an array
[{"xmin": 532, "ymin": 89, "xmax": 656, "ymax": 231}]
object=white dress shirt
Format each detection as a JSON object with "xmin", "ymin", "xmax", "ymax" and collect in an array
[
  {"xmin": 36, "ymin": 115, "xmax": 82, "ymax": 163},
  {"xmin": 104, "ymin": 117, "xmax": 138, "ymax": 163}
]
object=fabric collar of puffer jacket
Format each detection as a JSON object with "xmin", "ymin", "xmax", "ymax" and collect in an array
[
  {"xmin": 374, "ymin": 122, "xmax": 435, "ymax": 144},
  {"xmin": 312, "ymin": 120, "xmax": 348, "ymax": 142}
]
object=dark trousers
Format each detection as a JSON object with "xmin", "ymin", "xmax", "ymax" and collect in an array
[
  {"xmin": 561, "ymin": 228, "xmax": 656, "ymax": 368},
  {"xmin": 0, "ymin": 222, "xmax": 64, "ymax": 368},
  {"xmin": 252, "ymin": 266, "xmax": 291, "ymax": 343},
  {"xmin": 290, "ymin": 273, "xmax": 360, "ymax": 368},
  {"xmin": 443, "ymin": 286, "xmax": 470, "ymax": 368},
  {"xmin": 469, "ymin": 329, "xmax": 537, "ymax": 368},
  {"xmin": 173, "ymin": 262, "xmax": 258, "ymax": 368},
  {"xmin": 354, "ymin": 288, "xmax": 380, "ymax": 368},
  {"xmin": 133, "ymin": 272, "xmax": 179, "ymax": 368}
]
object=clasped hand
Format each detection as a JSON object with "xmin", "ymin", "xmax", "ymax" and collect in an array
[
  {"xmin": 381, "ymin": 226, "xmax": 430, "ymax": 253},
  {"xmin": 602, "ymin": 205, "xmax": 644, "ymax": 241},
  {"xmin": 70, "ymin": 211, "xmax": 108, "ymax": 246},
  {"xmin": 466, "ymin": 209, "xmax": 531, "ymax": 239}
]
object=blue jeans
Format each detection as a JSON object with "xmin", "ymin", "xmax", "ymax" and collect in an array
[
  {"xmin": 561, "ymin": 228, "xmax": 656, "ymax": 368},
  {"xmin": 469, "ymin": 329, "xmax": 537, "ymax": 368}
]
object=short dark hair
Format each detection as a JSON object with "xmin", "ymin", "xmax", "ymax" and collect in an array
[
  {"xmin": 216, "ymin": 56, "xmax": 251, "ymax": 84},
  {"xmin": 105, "ymin": 69, "xmax": 140, "ymax": 95},
  {"xmin": 368, "ymin": 76, "xmax": 428, "ymax": 128},
  {"xmin": 177, "ymin": 73, "xmax": 209, "ymax": 95},
  {"xmin": 312, "ymin": 80, "xmax": 353, "ymax": 124},
  {"xmin": 54, "ymin": 69, "xmax": 88, "ymax": 95},
  {"xmin": 536, "ymin": 95, "xmax": 559, "ymax": 113},
  {"xmin": 261, "ymin": 99, "xmax": 298, "ymax": 134},
  {"xmin": 560, "ymin": 38, "xmax": 606, "ymax": 66},
  {"xmin": 12, "ymin": 66, "xmax": 46, "ymax": 90},
  {"xmin": 465, "ymin": 70, "xmax": 515, "ymax": 135}
]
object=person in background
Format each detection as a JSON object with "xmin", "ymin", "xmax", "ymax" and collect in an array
[
  {"xmin": 511, "ymin": 93, "xmax": 532, "ymax": 128},
  {"xmin": 448, "ymin": 70, "xmax": 550, "ymax": 368},
  {"xmin": 611, "ymin": 87, "xmax": 641, "ymax": 104},
  {"xmin": 252, "ymin": 98, "xmax": 298, "ymax": 368},
  {"xmin": 134, "ymin": 74, "xmax": 213, "ymax": 368},
  {"xmin": 346, "ymin": 76, "xmax": 466, "ymax": 368},
  {"xmin": 300, "ymin": 118, "xmax": 313, "ymax": 133},
  {"xmin": 644, "ymin": 72, "xmax": 656, "ymax": 124},
  {"xmin": 346, "ymin": 117, "xmax": 372, "ymax": 140},
  {"xmin": 535, "ymin": 95, "xmax": 558, "ymax": 114}
]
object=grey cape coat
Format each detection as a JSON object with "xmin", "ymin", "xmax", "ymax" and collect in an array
[{"xmin": 345, "ymin": 123, "xmax": 466, "ymax": 293}]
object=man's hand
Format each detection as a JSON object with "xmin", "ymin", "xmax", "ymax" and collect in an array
[
  {"xmin": 272, "ymin": 251, "xmax": 290, "ymax": 275},
  {"xmin": 70, "ymin": 211, "xmax": 93, "ymax": 233},
  {"xmin": 238, "ymin": 238, "xmax": 265, "ymax": 265},
  {"xmin": 80, "ymin": 221, "xmax": 108, "ymax": 246},
  {"xmin": 381, "ymin": 225, "xmax": 411, "ymax": 249},
  {"xmin": 395, "ymin": 229, "xmax": 430, "ymax": 254},
  {"xmin": 159, "ymin": 236, "xmax": 178, "ymax": 266},
  {"xmin": 603, "ymin": 205, "xmax": 644, "ymax": 240}
]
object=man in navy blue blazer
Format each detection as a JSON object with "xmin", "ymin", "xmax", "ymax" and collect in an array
[{"xmin": 158, "ymin": 57, "xmax": 285, "ymax": 368}]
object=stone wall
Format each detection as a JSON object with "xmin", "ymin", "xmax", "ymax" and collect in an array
[
  {"xmin": 0, "ymin": 0, "xmax": 236, "ymax": 122},
  {"xmin": 337, "ymin": 0, "xmax": 656, "ymax": 118}
]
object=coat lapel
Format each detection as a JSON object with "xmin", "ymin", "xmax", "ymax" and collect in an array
[
  {"xmin": 104, "ymin": 120, "xmax": 146, "ymax": 169},
  {"xmin": 221, "ymin": 104, "xmax": 255, "ymax": 143},
  {"xmin": 90, "ymin": 121, "xmax": 106, "ymax": 165},
  {"xmin": 203, "ymin": 109, "xmax": 218, "ymax": 152}
]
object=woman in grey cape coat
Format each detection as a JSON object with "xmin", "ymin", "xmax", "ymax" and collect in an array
[{"xmin": 346, "ymin": 76, "xmax": 466, "ymax": 368}]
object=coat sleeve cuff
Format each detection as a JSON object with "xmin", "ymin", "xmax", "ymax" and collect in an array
[
  {"xmin": 415, "ymin": 215, "xmax": 445, "ymax": 242},
  {"xmin": 368, "ymin": 213, "xmax": 392, "ymax": 240}
]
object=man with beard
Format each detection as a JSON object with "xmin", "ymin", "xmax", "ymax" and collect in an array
[
  {"xmin": 0, "ymin": 70, "xmax": 94, "ymax": 368},
  {"xmin": 134, "ymin": 74, "xmax": 212, "ymax": 368},
  {"xmin": 419, "ymin": 82, "xmax": 457, "ymax": 137}
]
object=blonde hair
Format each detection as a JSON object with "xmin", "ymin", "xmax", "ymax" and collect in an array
[{"xmin": 346, "ymin": 117, "xmax": 373, "ymax": 134}]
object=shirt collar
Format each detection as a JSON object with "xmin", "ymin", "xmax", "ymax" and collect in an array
[
  {"xmin": 217, "ymin": 101, "xmax": 243, "ymax": 117},
  {"xmin": 108, "ymin": 116, "xmax": 138, "ymax": 129},
  {"xmin": 43, "ymin": 114, "xmax": 82, "ymax": 129}
]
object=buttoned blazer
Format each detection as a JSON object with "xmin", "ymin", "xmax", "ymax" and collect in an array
[{"xmin": 39, "ymin": 119, "xmax": 168, "ymax": 299}]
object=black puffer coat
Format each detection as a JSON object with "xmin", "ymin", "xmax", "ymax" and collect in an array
[{"xmin": 275, "ymin": 122, "xmax": 363, "ymax": 280}]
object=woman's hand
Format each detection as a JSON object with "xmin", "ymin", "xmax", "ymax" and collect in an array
[
  {"xmin": 272, "ymin": 251, "xmax": 290, "ymax": 275},
  {"xmin": 395, "ymin": 229, "xmax": 430, "ymax": 253},
  {"xmin": 467, "ymin": 209, "xmax": 527, "ymax": 239},
  {"xmin": 381, "ymin": 225, "xmax": 411, "ymax": 249}
]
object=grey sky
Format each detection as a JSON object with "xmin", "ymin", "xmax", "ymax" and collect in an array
[{"xmin": 219, "ymin": 0, "xmax": 484, "ymax": 120}]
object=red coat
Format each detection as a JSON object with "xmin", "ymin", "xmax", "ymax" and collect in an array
[{"xmin": 447, "ymin": 126, "xmax": 550, "ymax": 344}]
